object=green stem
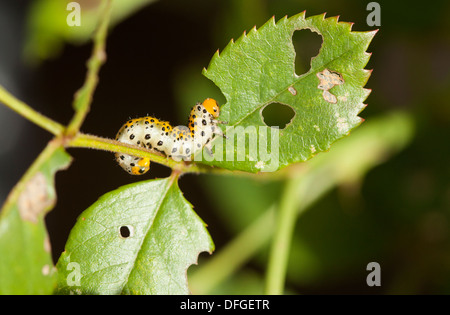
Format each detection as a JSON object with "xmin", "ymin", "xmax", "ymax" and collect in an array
[
  {"xmin": 263, "ymin": 163, "xmax": 346, "ymax": 294},
  {"xmin": 67, "ymin": 132, "xmax": 232, "ymax": 175},
  {"xmin": 67, "ymin": 133, "xmax": 181, "ymax": 169},
  {"xmin": 264, "ymin": 176, "xmax": 303, "ymax": 294},
  {"xmin": 188, "ymin": 166, "xmax": 351, "ymax": 294},
  {"xmin": 189, "ymin": 205, "xmax": 276, "ymax": 294},
  {"xmin": 66, "ymin": 0, "xmax": 112, "ymax": 135},
  {"xmin": 0, "ymin": 86, "xmax": 64, "ymax": 136}
]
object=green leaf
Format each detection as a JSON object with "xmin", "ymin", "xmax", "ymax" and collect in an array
[
  {"xmin": 55, "ymin": 176, "xmax": 214, "ymax": 295},
  {"xmin": 199, "ymin": 12, "xmax": 376, "ymax": 172},
  {"xmin": 0, "ymin": 144, "xmax": 72, "ymax": 294}
]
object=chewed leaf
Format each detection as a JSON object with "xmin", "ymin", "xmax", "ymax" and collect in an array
[
  {"xmin": 55, "ymin": 176, "xmax": 214, "ymax": 295},
  {"xmin": 199, "ymin": 12, "xmax": 377, "ymax": 172},
  {"xmin": 0, "ymin": 145, "xmax": 72, "ymax": 294}
]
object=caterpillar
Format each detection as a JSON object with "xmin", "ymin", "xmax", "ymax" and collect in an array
[{"xmin": 115, "ymin": 98, "xmax": 226, "ymax": 175}]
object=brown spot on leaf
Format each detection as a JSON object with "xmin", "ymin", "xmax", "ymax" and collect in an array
[
  {"xmin": 316, "ymin": 69, "xmax": 344, "ymax": 103},
  {"xmin": 41, "ymin": 264, "xmax": 51, "ymax": 276},
  {"xmin": 322, "ymin": 90, "xmax": 337, "ymax": 104},
  {"xmin": 18, "ymin": 172, "xmax": 52, "ymax": 223},
  {"xmin": 288, "ymin": 86, "xmax": 297, "ymax": 96}
]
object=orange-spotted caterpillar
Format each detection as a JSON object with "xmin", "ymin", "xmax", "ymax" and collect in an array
[{"xmin": 115, "ymin": 98, "xmax": 226, "ymax": 175}]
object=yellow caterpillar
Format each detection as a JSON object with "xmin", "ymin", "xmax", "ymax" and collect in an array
[{"xmin": 115, "ymin": 98, "xmax": 226, "ymax": 175}]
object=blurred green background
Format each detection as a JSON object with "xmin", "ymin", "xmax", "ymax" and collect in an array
[{"xmin": 0, "ymin": 0, "xmax": 449, "ymax": 294}]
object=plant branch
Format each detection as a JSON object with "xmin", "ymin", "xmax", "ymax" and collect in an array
[
  {"xmin": 189, "ymin": 171, "xmax": 321, "ymax": 295},
  {"xmin": 67, "ymin": 133, "xmax": 180, "ymax": 168},
  {"xmin": 0, "ymin": 86, "xmax": 65, "ymax": 136},
  {"xmin": 66, "ymin": 132, "xmax": 235, "ymax": 175},
  {"xmin": 189, "ymin": 205, "xmax": 276, "ymax": 294},
  {"xmin": 66, "ymin": 0, "xmax": 112, "ymax": 136},
  {"xmin": 264, "ymin": 176, "xmax": 304, "ymax": 294}
]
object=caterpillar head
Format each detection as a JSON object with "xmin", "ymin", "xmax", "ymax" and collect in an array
[
  {"xmin": 202, "ymin": 98, "xmax": 220, "ymax": 118},
  {"xmin": 131, "ymin": 157, "xmax": 150, "ymax": 175}
]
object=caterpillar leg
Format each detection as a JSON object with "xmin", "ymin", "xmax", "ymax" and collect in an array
[
  {"xmin": 213, "ymin": 126, "xmax": 228, "ymax": 139},
  {"xmin": 204, "ymin": 141, "xmax": 213, "ymax": 156},
  {"xmin": 205, "ymin": 122, "xmax": 228, "ymax": 156},
  {"xmin": 212, "ymin": 119, "xmax": 228, "ymax": 125},
  {"xmin": 210, "ymin": 117, "xmax": 228, "ymax": 139}
]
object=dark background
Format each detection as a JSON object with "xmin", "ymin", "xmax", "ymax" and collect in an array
[{"xmin": 0, "ymin": 0, "xmax": 449, "ymax": 294}]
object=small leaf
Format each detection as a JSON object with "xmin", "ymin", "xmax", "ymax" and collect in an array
[
  {"xmin": 0, "ymin": 145, "xmax": 72, "ymax": 294},
  {"xmin": 55, "ymin": 176, "xmax": 214, "ymax": 295},
  {"xmin": 199, "ymin": 12, "xmax": 377, "ymax": 172}
]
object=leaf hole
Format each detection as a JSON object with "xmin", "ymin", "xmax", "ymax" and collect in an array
[
  {"xmin": 261, "ymin": 102, "xmax": 296, "ymax": 129},
  {"xmin": 119, "ymin": 225, "xmax": 134, "ymax": 239},
  {"xmin": 293, "ymin": 29, "xmax": 323, "ymax": 76}
]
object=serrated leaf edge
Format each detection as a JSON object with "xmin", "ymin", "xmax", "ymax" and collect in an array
[{"xmin": 205, "ymin": 12, "xmax": 376, "ymax": 128}]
